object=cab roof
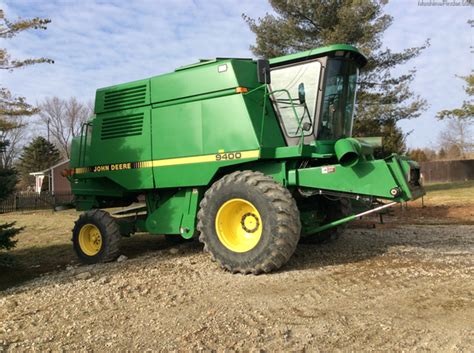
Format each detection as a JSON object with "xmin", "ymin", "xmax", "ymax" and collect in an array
[
  {"xmin": 174, "ymin": 45, "xmax": 367, "ymax": 72},
  {"xmin": 175, "ymin": 57, "xmax": 253, "ymax": 71},
  {"xmin": 269, "ymin": 44, "xmax": 368, "ymax": 68}
]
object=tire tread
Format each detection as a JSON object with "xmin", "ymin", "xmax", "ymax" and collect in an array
[{"xmin": 197, "ymin": 170, "xmax": 300, "ymax": 274}]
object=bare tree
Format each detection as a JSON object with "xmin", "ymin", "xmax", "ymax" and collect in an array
[
  {"xmin": 38, "ymin": 97, "xmax": 92, "ymax": 158},
  {"xmin": 438, "ymin": 118, "xmax": 473, "ymax": 159},
  {"xmin": 0, "ymin": 117, "xmax": 27, "ymax": 168}
]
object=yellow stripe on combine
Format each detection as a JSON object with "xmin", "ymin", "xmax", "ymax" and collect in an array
[
  {"xmin": 139, "ymin": 161, "xmax": 153, "ymax": 168},
  {"xmin": 75, "ymin": 167, "xmax": 89, "ymax": 174},
  {"xmin": 73, "ymin": 150, "xmax": 260, "ymax": 174},
  {"xmin": 152, "ymin": 150, "xmax": 260, "ymax": 167}
]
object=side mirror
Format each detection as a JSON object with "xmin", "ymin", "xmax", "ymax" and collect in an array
[
  {"xmin": 298, "ymin": 82, "xmax": 306, "ymax": 104},
  {"xmin": 257, "ymin": 59, "xmax": 271, "ymax": 84}
]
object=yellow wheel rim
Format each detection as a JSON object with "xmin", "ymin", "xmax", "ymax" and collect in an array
[
  {"xmin": 215, "ymin": 198, "xmax": 263, "ymax": 253},
  {"xmin": 78, "ymin": 224, "xmax": 102, "ymax": 256}
]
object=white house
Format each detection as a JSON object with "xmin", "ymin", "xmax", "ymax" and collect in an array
[{"xmin": 29, "ymin": 159, "xmax": 71, "ymax": 194}]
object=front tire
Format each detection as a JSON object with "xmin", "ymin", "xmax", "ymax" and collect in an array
[
  {"xmin": 197, "ymin": 171, "xmax": 301, "ymax": 274},
  {"xmin": 72, "ymin": 209, "xmax": 121, "ymax": 264}
]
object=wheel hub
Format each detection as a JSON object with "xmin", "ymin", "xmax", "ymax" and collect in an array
[
  {"xmin": 241, "ymin": 212, "xmax": 260, "ymax": 233},
  {"xmin": 215, "ymin": 198, "xmax": 263, "ymax": 253},
  {"xmin": 78, "ymin": 224, "xmax": 102, "ymax": 256}
]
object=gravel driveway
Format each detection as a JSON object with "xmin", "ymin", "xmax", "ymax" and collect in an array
[{"xmin": 1, "ymin": 224, "xmax": 473, "ymax": 351}]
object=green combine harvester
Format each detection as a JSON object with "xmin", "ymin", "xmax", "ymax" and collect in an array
[{"xmin": 66, "ymin": 44, "xmax": 424, "ymax": 274}]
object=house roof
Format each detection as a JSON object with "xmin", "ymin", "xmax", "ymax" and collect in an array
[{"xmin": 29, "ymin": 159, "xmax": 70, "ymax": 176}]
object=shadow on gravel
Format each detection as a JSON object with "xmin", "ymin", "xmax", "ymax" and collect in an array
[
  {"xmin": 286, "ymin": 229, "xmax": 391, "ymax": 272},
  {"xmin": 0, "ymin": 244, "xmax": 74, "ymax": 291},
  {"xmin": 0, "ymin": 234, "xmax": 201, "ymax": 292}
]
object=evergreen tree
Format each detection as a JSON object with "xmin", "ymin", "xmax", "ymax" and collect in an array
[
  {"xmin": 244, "ymin": 0, "xmax": 428, "ymax": 156},
  {"xmin": 0, "ymin": 138, "xmax": 20, "ymax": 251},
  {"xmin": 437, "ymin": 75, "xmax": 474, "ymax": 121},
  {"xmin": 0, "ymin": 223, "xmax": 22, "ymax": 251},
  {"xmin": 17, "ymin": 137, "xmax": 60, "ymax": 189},
  {"xmin": 0, "ymin": 9, "xmax": 52, "ymax": 118},
  {"xmin": 0, "ymin": 141, "xmax": 17, "ymax": 199}
]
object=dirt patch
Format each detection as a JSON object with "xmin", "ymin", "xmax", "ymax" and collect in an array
[
  {"xmin": 393, "ymin": 204, "xmax": 474, "ymax": 225},
  {"xmin": 0, "ymin": 217, "xmax": 473, "ymax": 351}
]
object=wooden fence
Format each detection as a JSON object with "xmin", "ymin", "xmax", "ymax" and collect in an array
[
  {"xmin": 420, "ymin": 159, "xmax": 474, "ymax": 184},
  {"xmin": 0, "ymin": 192, "xmax": 74, "ymax": 213}
]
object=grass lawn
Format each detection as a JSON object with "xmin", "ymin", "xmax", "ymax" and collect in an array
[{"xmin": 421, "ymin": 180, "xmax": 474, "ymax": 205}]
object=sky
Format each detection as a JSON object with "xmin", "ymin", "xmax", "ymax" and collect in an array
[{"xmin": 1, "ymin": 0, "xmax": 472, "ymax": 149}]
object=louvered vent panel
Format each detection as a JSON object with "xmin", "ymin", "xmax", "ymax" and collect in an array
[
  {"xmin": 101, "ymin": 112, "xmax": 144, "ymax": 140},
  {"xmin": 103, "ymin": 85, "xmax": 147, "ymax": 112}
]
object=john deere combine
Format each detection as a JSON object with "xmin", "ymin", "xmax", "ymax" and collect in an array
[{"xmin": 67, "ymin": 44, "xmax": 423, "ymax": 274}]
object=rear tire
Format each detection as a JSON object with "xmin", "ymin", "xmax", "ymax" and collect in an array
[
  {"xmin": 197, "ymin": 171, "xmax": 301, "ymax": 274},
  {"xmin": 72, "ymin": 209, "xmax": 121, "ymax": 264}
]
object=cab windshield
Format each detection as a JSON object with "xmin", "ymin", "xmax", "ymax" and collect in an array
[{"xmin": 318, "ymin": 59, "xmax": 359, "ymax": 140}]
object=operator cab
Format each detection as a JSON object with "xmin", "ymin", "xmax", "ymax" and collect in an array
[{"xmin": 268, "ymin": 45, "xmax": 367, "ymax": 145}]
